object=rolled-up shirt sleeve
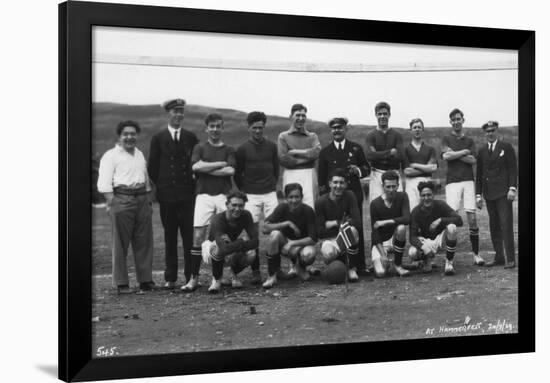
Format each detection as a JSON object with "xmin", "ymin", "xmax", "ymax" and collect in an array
[{"xmin": 97, "ymin": 151, "xmax": 115, "ymax": 193}]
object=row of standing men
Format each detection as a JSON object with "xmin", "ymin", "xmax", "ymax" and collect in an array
[{"xmin": 97, "ymin": 99, "xmax": 518, "ymax": 294}]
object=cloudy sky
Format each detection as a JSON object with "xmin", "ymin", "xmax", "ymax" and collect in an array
[{"xmin": 92, "ymin": 26, "xmax": 518, "ymax": 128}]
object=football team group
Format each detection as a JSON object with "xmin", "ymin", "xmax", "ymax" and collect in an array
[{"xmin": 97, "ymin": 99, "xmax": 518, "ymax": 294}]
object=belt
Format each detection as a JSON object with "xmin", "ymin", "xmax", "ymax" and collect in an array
[{"xmin": 113, "ymin": 186, "xmax": 149, "ymax": 196}]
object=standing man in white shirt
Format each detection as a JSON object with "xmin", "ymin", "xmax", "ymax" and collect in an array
[{"xmin": 97, "ymin": 120, "xmax": 155, "ymax": 294}]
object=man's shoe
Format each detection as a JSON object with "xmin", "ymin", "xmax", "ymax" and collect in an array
[
  {"xmin": 163, "ymin": 281, "xmax": 177, "ymax": 289},
  {"xmin": 504, "ymin": 262, "xmax": 516, "ymax": 269},
  {"xmin": 180, "ymin": 277, "xmax": 199, "ymax": 292},
  {"xmin": 250, "ymin": 270, "xmax": 262, "ymax": 285},
  {"xmin": 372, "ymin": 258, "xmax": 386, "ymax": 278},
  {"xmin": 348, "ymin": 268, "xmax": 359, "ymax": 282},
  {"xmin": 139, "ymin": 281, "xmax": 155, "ymax": 291},
  {"xmin": 262, "ymin": 274, "xmax": 277, "ymax": 289},
  {"xmin": 485, "ymin": 259, "xmax": 505, "ymax": 267},
  {"xmin": 286, "ymin": 265, "xmax": 298, "ymax": 279},
  {"xmin": 473, "ymin": 254, "xmax": 486, "ymax": 266},
  {"xmin": 308, "ymin": 267, "xmax": 322, "ymax": 276},
  {"xmin": 394, "ymin": 265, "xmax": 411, "ymax": 277},
  {"xmin": 231, "ymin": 276, "xmax": 244, "ymax": 289},
  {"xmin": 444, "ymin": 260, "xmax": 455, "ymax": 276},
  {"xmin": 220, "ymin": 277, "xmax": 232, "ymax": 286},
  {"xmin": 208, "ymin": 279, "xmax": 221, "ymax": 294},
  {"xmin": 117, "ymin": 285, "xmax": 132, "ymax": 295}
]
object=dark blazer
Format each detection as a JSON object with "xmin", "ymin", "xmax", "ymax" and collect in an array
[
  {"xmin": 148, "ymin": 128, "xmax": 198, "ymax": 202},
  {"xmin": 318, "ymin": 140, "xmax": 370, "ymax": 202},
  {"xmin": 475, "ymin": 140, "xmax": 517, "ymax": 201}
]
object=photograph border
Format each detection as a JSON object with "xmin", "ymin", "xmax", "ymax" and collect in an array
[{"xmin": 59, "ymin": 1, "xmax": 535, "ymax": 381}]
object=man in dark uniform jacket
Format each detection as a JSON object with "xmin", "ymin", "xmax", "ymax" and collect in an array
[
  {"xmin": 318, "ymin": 117, "xmax": 370, "ymax": 274},
  {"xmin": 148, "ymin": 98, "xmax": 199, "ymax": 288},
  {"xmin": 475, "ymin": 121, "xmax": 518, "ymax": 268}
]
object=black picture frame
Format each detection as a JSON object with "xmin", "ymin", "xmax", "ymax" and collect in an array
[{"xmin": 59, "ymin": 1, "xmax": 535, "ymax": 381}]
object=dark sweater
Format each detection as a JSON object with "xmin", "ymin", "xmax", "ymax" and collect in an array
[
  {"xmin": 265, "ymin": 202, "xmax": 317, "ymax": 241},
  {"xmin": 208, "ymin": 210, "xmax": 259, "ymax": 257},
  {"xmin": 409, "ymin": 199, "xmax": 463, "ymax": 249},
  {"xmin": 370, "ymin": 192, "xmax": 410, "ymax": 245},
  {"xmin": 365, "ymin": 128, "xmax": 404, "ymax": 170},
  {"xmin": 315, "ymin": 190, "xmax": 361, "ymax": 239},
  {"xmin": 235, "ymin": 139, "xmax": 279, "ymax": 194}
]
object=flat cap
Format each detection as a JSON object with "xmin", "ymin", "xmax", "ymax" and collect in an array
[
  {"xmin": 162, "ymin": 98, "xmax": 186, "ymax": 111},
  {"xmin": 481, "ymin": 120, "xmax": 499, "ymax": 130},
  {"xmin": 328, "ymin": 117, "xmax": 348, "ymax": 128}
]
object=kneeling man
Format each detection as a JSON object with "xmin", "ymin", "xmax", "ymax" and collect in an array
[
  {"xmin": 315, "ymin": 169, "xmax": 362, "ymax": 282},
  {"xmin": 262, "ymin": 183, "xmax": 318, "ymax": 289},
  {"xmin": 202, "ymin": 190, "xmax": 259, "ymax": 293},
  {"xmin": 408, "ymin": 181, "xmax": 463, "ymax": 275},
  {"xmin": 370, "ymin": 170, "xmax": 411, "ymax": 277}
]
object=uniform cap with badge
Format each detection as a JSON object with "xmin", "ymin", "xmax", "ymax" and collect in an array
[{"xmin": 162, "ymin": 98, "xmax": 186, "ymax": 111}]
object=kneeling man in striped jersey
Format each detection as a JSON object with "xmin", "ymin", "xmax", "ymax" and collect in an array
[{"xmin": 408, "ymin": 181, "xmax": 463, "ymax": 275}]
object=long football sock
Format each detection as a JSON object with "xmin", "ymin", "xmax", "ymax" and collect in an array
[
  {"xmin": 469, "ymin": 227, "xmax": 479, "ymax": 255},
  {"xmin": 190, "ymin": 247, "xmax": 202, "ymax": 278},
  {"xmin": 266, "ymin": 253, "xmax": 281, "ymax": 276},
  {"xmin": 251, "ymin": 248, "xmax": 260, "ymax": 271},
  {"xmin": 392, "ymin": 238, "xmax": 406, "ymax": 266},
  {"xmin": 446, "ymin": 238, "xmax": 457, "ymax": 261}
]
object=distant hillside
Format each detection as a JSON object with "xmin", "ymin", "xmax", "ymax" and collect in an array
[{"xmin": 92, "ymin": 102, "xmax": 518, "ymax": 202}]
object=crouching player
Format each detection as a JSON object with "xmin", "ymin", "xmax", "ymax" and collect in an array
[
  {"xmin": 408, "ymin": 181, "xmax": 463, "ymax": 275},
  {"xmin": 202, "ymin": 190, "xmax": 259, "ymax": 293},
  {"xmin": 262, "ymin": 183, "xmax": 317, "ymax": 289},
  {"xmin": 315, "ymin": 169, "xmax": 362, "ymax": 282},
  {"xmin": 370, "ymin": 170, "xmax": 411, "ymax": 277}
]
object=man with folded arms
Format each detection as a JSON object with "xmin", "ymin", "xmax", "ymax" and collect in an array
[
  {"xmin": 235, "ymin": 111, "xmax": 279, "ymax": 285},
  {"xmin": 202, "ymin": 191, "xmax": 259, "ymax": 293},
  {"xmin": 262, "ymin": 183, "xmax": 318, "ymax": 289},
  {"xmin": 369, "ymin": 170, "xmax": 411, "ymax": 277},
  {"xmin": 316, "ymin": 168, "xmax": 362, "ymax": 282},
  {"xmin": 278, "ymin": 103, "xmax": 321, "ymax": 209},
  {"xmin": 408, "ymin": 181, "xmax": 463, "ymax": 275},
  {"xmin": 98, "ymin": 120, "xmax": 155, "ymax": 294}
]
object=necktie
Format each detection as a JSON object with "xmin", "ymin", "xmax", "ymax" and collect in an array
[
  {"xmin": 338, "ymin": 142, "xmax": 342, "ymax": 151},
  {"xmin": 174, "ymin": 130, "xmax": 179, "ymax": 143},
  {"xmin": 488, "ymin": 143, "xmax": 493, "ymax": 156}
]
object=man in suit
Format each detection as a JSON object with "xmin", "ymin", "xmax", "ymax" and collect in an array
[
  {"xmin": 475, "ymin": 121, "xmax": 518, "ymax": 268},
  {"xmin": 148, "ymin": 99, "xmax": 199, "ymax": 289},
  {"xmin": 318, "ymin": 117, "xmax": 370, "ymax": 275}
]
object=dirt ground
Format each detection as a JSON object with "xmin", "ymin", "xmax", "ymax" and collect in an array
[{"xmin": 91, "ymin": 200, "xmax": 518, "ymax": 357}]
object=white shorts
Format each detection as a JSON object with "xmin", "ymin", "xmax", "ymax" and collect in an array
[
  {"xmin": 245, "ymin": 192, "xmax": 279, "ymax": 223},
  {"xmin": 410, "ymin": 232, "xmax": 446, "ymax": 259},
  {"xmin": 445, "ymin": 180, "xmax": 475, "ymax": 212},
  {"xmin": 369, "ymin": 168, "xmax": 403, "ymax": 202},
  {"xmin": 282, "ymin": 168, "xmax": 317, "ymax": 210},
  {"xmin": 405, "ymin": 176, "xmax": 431, "ymax": 211},
  {"xmin": 201, "ymin": 240, "xmax": 255, "ymax": 266},
  {"xmin": 193, "ymin": 193, "xmax": 227, "ymax": 227}
]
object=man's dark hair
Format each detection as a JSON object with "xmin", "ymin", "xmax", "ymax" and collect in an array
[
  {"xmin": 381, "ymin": 170, "xmax": 400, "ymax": 184},
  {"xmin": 328, "ymin": 168, "xmax": 348, "ymax": 183},
  {"xmin": 417, "ymin": 181, "xmax": 435, "ymax": 193},
  {"xmin": 284, "ymin": 183, "xmax": 303, "ymax": 197},
  {"xmin": 290, "ymin": 103, "xmax": 307, "ymax": 115},
  {"xmin": 409, "ymin": 118, "xmax": 424, "ymax": 129},
  {"xmin": 374, "ymin": 101, "xmax": 391, "ymax": 114},
  {"xmin": 247, "ymin": 111, "xmax": 267, "ymax": 126},
  {"xmin": 449, "ymin": 108, "xmax": 464, "ymax": 119},
  {"xmin": 116, "ymin": 120, "xmax": 141, "ymax": 136},
  {"xmin": 226, "ymin": 189, "xmax": 248, "ymax": 203},
  {"xmin": 205, "ymin": 113, "xmax": 224, "ymax": 125}
]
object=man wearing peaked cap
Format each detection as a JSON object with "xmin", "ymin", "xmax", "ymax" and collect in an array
[
  {"xmin": 318, "ymin": 117, "xmax": 370, "ymax": 276},
  {"xmin": 148, "ymin": 98, "xmax": 199, "ymax": 289},
  {"xmin": 475, "ymin": 120, "xmax": 518, "ymax": 269},
  {"xmin": 162, "ymin": 98, "xmax": 186, "ymax": 111}
]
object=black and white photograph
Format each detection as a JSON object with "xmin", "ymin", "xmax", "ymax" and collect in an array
[{"xmin": 91, "ymin": 25, "xmax": 520, "ymax": 355}]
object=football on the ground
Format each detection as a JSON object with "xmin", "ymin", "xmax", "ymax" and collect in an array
[{"xmin": 324, "ymin": 260, "xmax": 347, "ymax": 284}]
